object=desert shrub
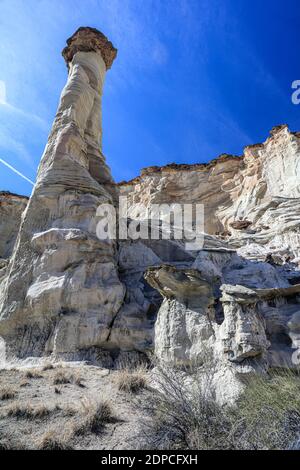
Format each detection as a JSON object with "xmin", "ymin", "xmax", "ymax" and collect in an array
[
  {"xmin": 0, "ymin": 387, "xmax": 16, "ymax": 400},
  {"xmin": 116, "ymin": 367, "xmax": 148, "ymax": 393},
  {"xmin": 135, "ymin": 365, "xmax": 300, "ymax": 450},
  {"xmin": 136, "ymin": 365, "xmax": 232, "ymax": 450}
]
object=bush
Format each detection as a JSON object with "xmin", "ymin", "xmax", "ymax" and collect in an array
[
  {"xmin": 136, "ymin": 365, "xmax": 232, "ymax": 450},
  {"xmin": 135, "ymin": 365, "xmax": 300, "ymax": 450}
]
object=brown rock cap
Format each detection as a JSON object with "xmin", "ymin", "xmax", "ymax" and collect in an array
[
  {"xmin": 62, "ymin": 26, "xmax": 117, "ymax": 69},
  {"xmin": 229, "ymin": 220, "xmax": 252, "ymax": 230},
  {"xmin": 118, "ymin": 154, "xmax": 241, "ymax": 186}
]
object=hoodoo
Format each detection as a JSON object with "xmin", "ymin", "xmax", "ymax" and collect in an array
[{"xmin": 0, "ymin": 28, "xmax": 127, "ymax": 359}]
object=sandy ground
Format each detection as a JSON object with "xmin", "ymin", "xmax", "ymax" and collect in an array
[{"xmin": 0, "ymin": 361, "xmax": 150, "ymax": 450}]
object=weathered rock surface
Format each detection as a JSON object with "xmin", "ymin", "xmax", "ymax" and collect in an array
[
  {"xmin": 0, "ymin": 28, "xmax": 151, "ymax": 361},
  {"xmin": 0, "ymin": 192, "xmax": 28, "ymax": 260},
  {"xmin": 119, "ymin": 125, "xmax": 300, "ymax": 263},
  {"xmin": 146, "ymin": 264, "xmax": 300, "ymax": 402},
  {"xmin": 1, "ymin": 28, "xmax": 300, "ymax": 403},
  {"xmin": 145, "ymin": 265, "xmax": 216, "ymax": 366}
]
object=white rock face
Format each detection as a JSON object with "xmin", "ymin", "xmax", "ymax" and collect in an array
[
  {"xmin": 145, "ymin": 265, "xmax": 216, "ymax": 365},
  {"xmin": 0, "ymin": 192, "xmax": 28, "ymax": 260},
  {"xmin": 119, "ymin": 125, "xmax": 300, "ymax": 263},
  {"xmin": 0, "ymin": 28, "xmax": 151, "ymax": 360},
  {"xmin": 146, "ymin": 264, "xmax": 300, "ymax": 403}
]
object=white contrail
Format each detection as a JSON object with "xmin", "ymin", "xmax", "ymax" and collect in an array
[{"xmin": 0, "ymin": 157, "xmax": 35, "ymax": 186}]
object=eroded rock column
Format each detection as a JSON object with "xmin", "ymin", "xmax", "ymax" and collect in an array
[
  {"xmin": 0, "ymin": 27, "xmax": 125, "ymax": 359},
  {"xmin": 145, "ymin": 265, "xmax": 216, "ymax": 366}
]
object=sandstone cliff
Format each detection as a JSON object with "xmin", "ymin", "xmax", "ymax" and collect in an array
[
  {"xmin": 0, "ymin": 28, "xmax": 151, "ymax": 362},
  {"xmin": 119, "ymin": 124, "xmax": 300, "ymax": 264},
  {"xmin": 0, "ymin": 192, "xmax": 28, "ymax": 260},
  {"xmin": 0, "ymin": 192, "xmax": 28, "ymax": 286}
]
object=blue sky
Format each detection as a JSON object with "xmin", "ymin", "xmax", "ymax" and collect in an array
[{"xmin": 0, "ymin": 0, "xmax": 299, "ymax": 196}]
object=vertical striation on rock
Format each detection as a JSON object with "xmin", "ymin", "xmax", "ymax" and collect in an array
[
  {"xmin": 0, "ymin": 27, "xmax": 126, "ymax": 359},
  {"xmin": 119, "ymin": 125, "xmax": 300, "ymax": 263},
  {"xmin": 0, "ymin": 192, "xmax": 28, "ymax": 260}
]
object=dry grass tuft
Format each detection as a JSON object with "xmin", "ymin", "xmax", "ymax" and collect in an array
[
  {"xmin": 53, "ymin": 371, "xmax": 71, "ymax": 385},
  {"xmin": 53, "ymin": 370, "xmax": 85, "ymax": 387},
  {"xmin": 20, "ymin": 379, "xmax": 30, "ymax": 388},
  {"xmin": 38, "ymin": 430, "xmax": 73, "ymax": 450},
  {"xmin": 0, "ymin": 439, "xmax": 14, "ymax": 450},
  {"xmin": 7, "ymin": 403, "xmax": 52, "ymax": 420},
  {"xmin": 73, "ymin": 374, "xmax": 85, "ymax": 388},
  {"xmin": 75, "ymin": 398, "xmax": 114, "ymax": 435},
  {"xmin": 24, "ymin": 369, "xmax": 43, "ymax": 379},
  {"xmin": 42, "ymin": 363, "xmax": 54, "ymax": 371},
  {"xmin": 0, "ymin": 438, "xmax": 25, "ymax": 450},
  {"xmin": 62, "ymin": 406, "xmax": 77, "ymax": 417},
  {"xmin": 116, "ymin": 367, "xmax": 148, "ymax": 394},
  {"xmin": 0, "ymin": 387, "xmax": 17, "ymax": 400}
]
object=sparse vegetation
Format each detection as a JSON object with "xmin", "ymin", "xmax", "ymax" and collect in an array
[
  {"xmin": 53, "ymin": 371, "xmax": 71, "ymax": 385},
  {"xmin": 7, "ymin": 403, "xmax": 52, "ymax": 420},
  {"xmin": 3, "ymin": 362, "xmax": 300, "ymax": 450},
  {"xmin": 42, "ymin": 363, "xmax": 54, "ymax": 371},
  {"xmin": 73, "ymin": 373, "xmax": 85, "ymax": 388},
  {"xmin": 20, "ymin": 380, "xmax": 30, "ymax": 388},
  {"xmin": 231, "ymin": 369, "xmax": 300, "ymax": 450},
  {"xmin": 38, "ymin": 430, "xmax": 73, "ymax": 450},
  {"xmin": 24, "ymin": 369, "xmax": 43, "ymax": 379},
  {"xmin": 135, "ymin": 365, "xmax": 300, "ymax": 450},
  {"xmin": 0, "ymin": 387, "xmax": 17, "ymax": 400},
  {"xmin": 116, "ymin": 367, "xmax": 148, "ymax": 393},
  {"xmin": 75, "ymin": 398, "xmax": 115, "ymax": 434},
  {"xmin": 53, "ymin": 370, "xmax": 84, "ymax": 387},
  {"xmin": 0, "ymin": 438, "xmax": 25, "ymax": 450},
  {"xmin": 0, "ymin": 366, "xmax": 120, "ymax": 449}
]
